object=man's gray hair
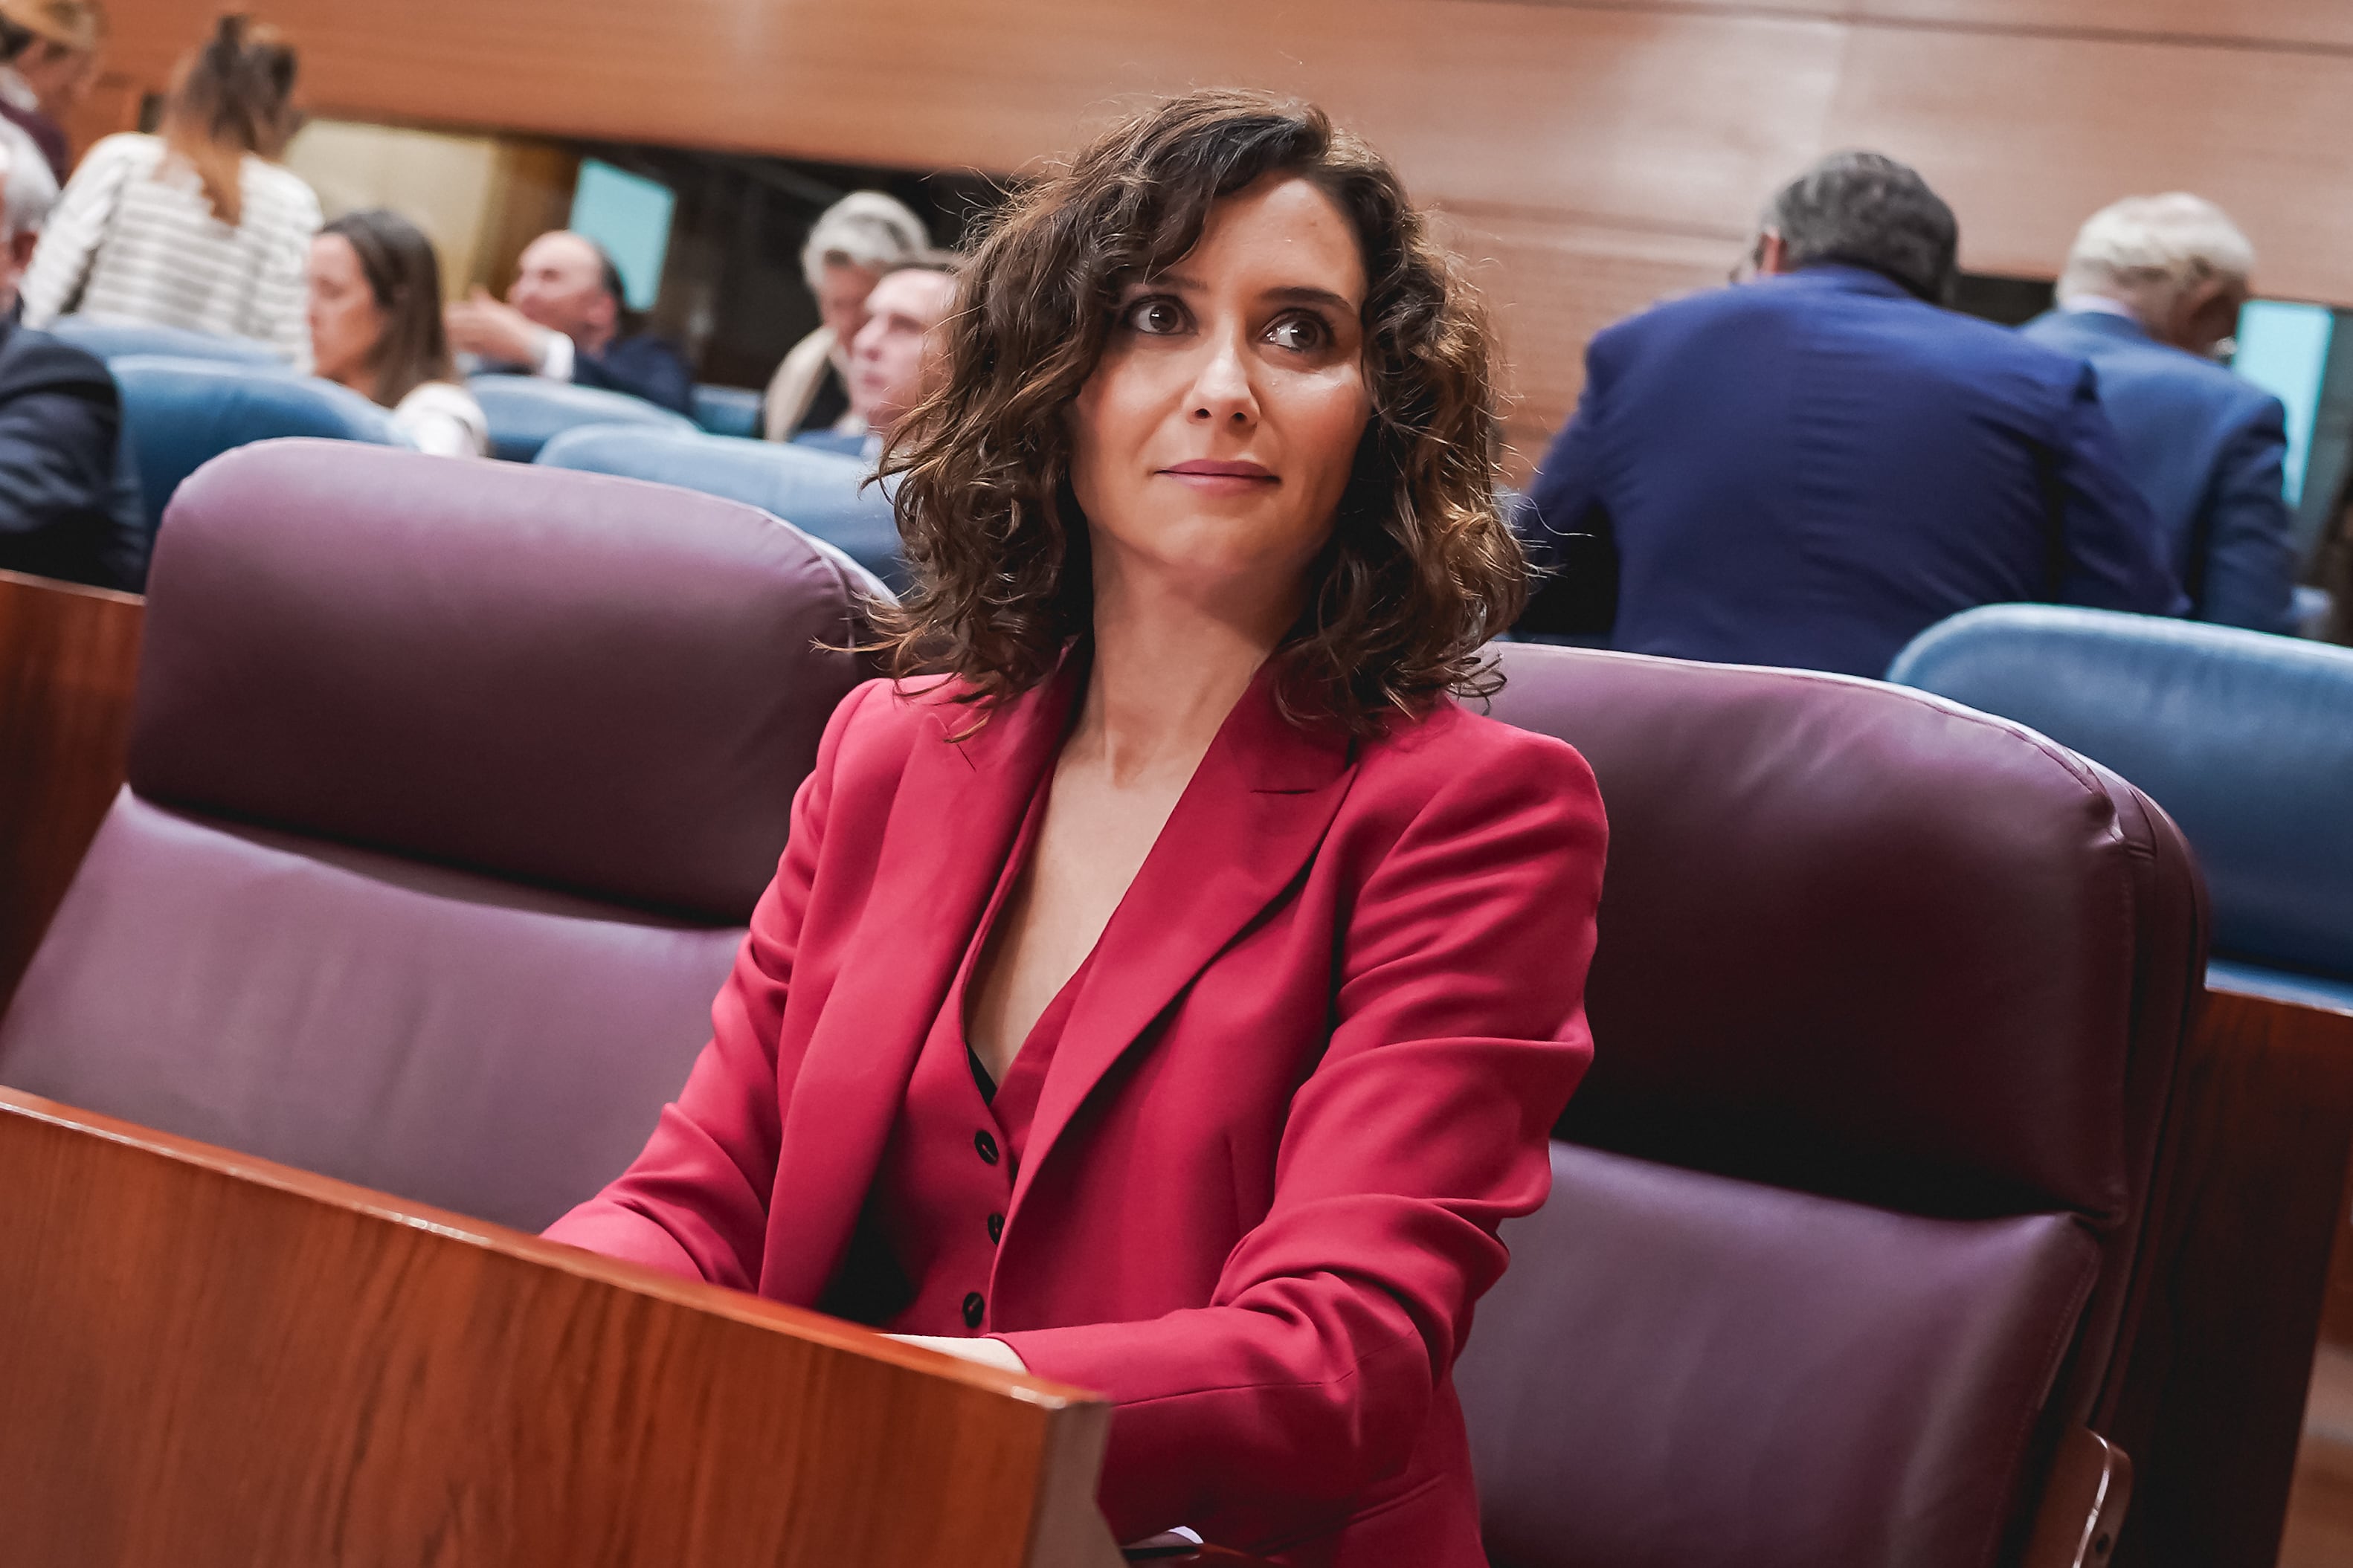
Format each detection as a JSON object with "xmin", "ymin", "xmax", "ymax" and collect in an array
[
  {"xmin": 2059, "ymin": 193, "xmax": 2254, "ymax": 309},
  {"xmin": 1763, "ymin": 150, "xmax": 1959, "ymax": 304},
  {"xmin": 801, "ymin": 190, "xmax": 930, "ymax": 292},
  {"xmin": 0, "ymin": 118, "xmax": 57, "ymax": 239}
]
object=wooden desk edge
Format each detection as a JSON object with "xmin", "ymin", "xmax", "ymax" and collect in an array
[{"xmin": 0, "ymin": 1083, "xmax": 1104, "ymax": 1413}]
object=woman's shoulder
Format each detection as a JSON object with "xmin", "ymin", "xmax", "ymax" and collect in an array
[
  {"xmin": 238, "ymin": 157, "xmax": 321, "ymax": 221},
  {"xmin": 1359, "ymin": 694, "xmax": 1600, "ymax": 807},
  {"xmin": 396, "ymin": 378, "xmax": 486, "ymax": 416},
  {"xmin": 77, "ymin": 132, "xmax": 160, "ymax": 175},
  {"xmin": 823, "ymin": 673, "xmax": 985, "ymax": 749},
  {"xmin": 393, "ymin": 380, "xmax": 491, "ymax": 456}
]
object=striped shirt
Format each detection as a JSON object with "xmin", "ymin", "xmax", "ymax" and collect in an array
[{"xmin": 21, "ymin": 134, "xmax": 321, "ymax": 372}]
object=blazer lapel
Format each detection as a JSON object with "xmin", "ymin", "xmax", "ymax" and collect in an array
[
  {"xmin": 759, "ymin": 670, "xmax": 1075, "ymax": 1303},
  {"xmin": 1005, "ymin": 667, "xmax": 1356, "ymax": 1225}
]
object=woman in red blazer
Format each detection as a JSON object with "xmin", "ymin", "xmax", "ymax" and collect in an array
[{"xmin": 548, "ymin": 89, "xmax": 1606, "ymax": 1567}]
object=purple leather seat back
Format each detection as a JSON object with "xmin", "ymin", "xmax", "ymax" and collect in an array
[
  {"xmin": 1458, "ymin": 645, "xmax": 2204, "ymax": 1568},
  {"xmin": 0, "ymin": 441, "xmax": 875, "ymax": 1230}
]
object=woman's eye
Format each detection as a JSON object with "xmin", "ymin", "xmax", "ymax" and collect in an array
[
  {"xmin": 1267, "ymin": 314, "xmax": 1330, "ymax": 352},
  {"xmin": 1124, "ymin": 298, "xmax": 1186, "ymax": 335}
]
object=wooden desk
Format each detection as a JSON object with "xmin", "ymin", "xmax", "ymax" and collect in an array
[
  {"xmin": 2108, "ymin": 985, "xmax": 2353, "ymax": 1568},
  {"xmin": 0, "ymin": 1086, "xmax": 1116, "ymax": 1567},
  {"xmin": 0, "ymin": 570, "xmax": 141, "ymax": 1010}
]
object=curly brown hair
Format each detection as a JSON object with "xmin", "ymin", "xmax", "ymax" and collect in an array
[{"xmin": 876, "ymin": 89, "xmax": 1525, "ymax": 735}]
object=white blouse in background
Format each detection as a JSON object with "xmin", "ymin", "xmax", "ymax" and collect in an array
[
  {"xmin": 20, "ymin": 133, "xmax": 321, "ymax": 371},
  {"xmin": 392, "ymin": 380, "xmax": 490, "ymax": 459}
]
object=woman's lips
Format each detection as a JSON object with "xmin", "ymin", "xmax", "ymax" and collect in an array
[{"xmin": 1160, "ymin": 459, "xmax": 1278, "ymax": 493}]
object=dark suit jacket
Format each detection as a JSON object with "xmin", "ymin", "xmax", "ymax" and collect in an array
[
  {"xmin": 0, "ymin": 313, "xmax": 149, "ymax": 591},
  {"xmin": 547, "ymin": 661, "xmax": 1605, "ymax": 1562},
  {"xmin": 1519, "ymin": 265, "xmax": 2184, "ymax": 677},
  {"xmin": 572, "ymin": 331, "xmax": 695, "ymax": 416},
  {"xmin": 2020, "ymin": 308, "xmax": 2297, "ymax": 633}
]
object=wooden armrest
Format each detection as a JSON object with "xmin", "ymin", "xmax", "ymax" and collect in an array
[{"xmin": 2020, "ymin": 1427, "xmax": 2131, "ymax": 1568}]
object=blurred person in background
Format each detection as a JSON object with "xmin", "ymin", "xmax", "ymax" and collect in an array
[
  {"xmin": 1515, "ymin": 150, "xmax": 2182, "ymax": 677},
  {"xmin": 19, "ymin": 13, "xmax": 316, "ymax": 367},
  {"xmin": 2021, "ymin": 194, "xmax": 2296, "ymax": 633},
  {"xmin": 0, "ymin": 122, "xmax": 146, "ymax": 590},
  {"xmin": 0, "ymin": 0, "xmax": 103, "ymax": 184},
  {"xmin": 762, "ymin": 189, "xmax": 930, "ymax": 442},
  {"xmin": 445, "ymin": 228, "xmax": 692, "ymax": 415},
  {"xmin": 794, "ymin": 257, "xmax": 956, "ymax": 462},
  {"xmin": 309, "ymin": 208, "xmax": 486, "ymax": 457}
]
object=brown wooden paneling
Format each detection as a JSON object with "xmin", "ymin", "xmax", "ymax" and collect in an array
[
  {"xmin": 1855, "ymin": 0, "xmax": 2353, "ymax": 51},
  {"xmin": 1824, "ymin": 25, "xmax": 2353, "ymax": 302},
  {"xmin": 0, "ymin": 571, "xmax": 141, "ymax": 1013},
  {"xmin": 106, "ymin": 0, "xmax": 1843, "ymax": 239},
  {"xmin": 1439, "ymin": 208, "xmax": 1731, "ymax": 480},
  {"xmin": 2105, "ymin": 986, "xmax": 2353, "ymax": 1568},
  {"xmin": 0, "ymin": 1085, "xmax": 1116, "ymax": 1567}
]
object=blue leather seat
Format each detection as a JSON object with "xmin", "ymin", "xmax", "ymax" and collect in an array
[
  {"xmin": 535, "ymin": 424, "xmax": 904, "ymax": 591},
  {"xmin": 689, "ymin": 384, "xmax": 763, "ymax": 440},
  {"xmin": 46, "ymin": 316, "xmax": 290, "ymax": 370},
  {"xmin": 1887, "ymin": 604, "xmax": 2353, "ymax": 1009},
  {"xmin": 469, "ymin": 374, "xmax": 696, "ymax": 462},
  {"xmin": 109, "ymin": 355, "xmax": 399, "ymax": 539}
]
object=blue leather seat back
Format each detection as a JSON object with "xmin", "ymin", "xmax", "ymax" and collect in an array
[
  {"xmin": 535, "ymin": 424, "xmax": 904, "ymax": 590},
  {"xmin": 469, "ymin": 374, "xmax": 696, "ymax": 462},
  {"xmin": 110, "ymin": 355, "xmax": 399, "ymax": 538},
  {"xmin": 689, "ymin": 384, "xmax": 763, "ymax": 440},
  {"xmin": 1887, "ymin": 603, "xmax": 2353, "ymax": 978},
  {"xmin": 47, "ymin": 315, "xmax": 292, "ymax": 369}
]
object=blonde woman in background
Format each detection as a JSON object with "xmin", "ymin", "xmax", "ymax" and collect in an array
[
  {"xmin": 21, "ymin": 13, "xmax": 318, "ymax": 368},
  {"xmin": 0, "ymin": 0, "xmax": 103, "ymax": 184},
  {"xmin": 761, "ymin": 189, "xmax": 929, "ymax": 442}
]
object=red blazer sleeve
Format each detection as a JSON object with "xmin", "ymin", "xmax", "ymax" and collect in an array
[
  {"xmin": 996, "ymin": 737, "xmax": 1606, "ymax": 1537},
  {"xmin": 541, "ymin": 680, "xmax": 874, "ymax": 1285}
]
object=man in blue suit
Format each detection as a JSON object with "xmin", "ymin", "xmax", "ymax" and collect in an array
[
  {"xmin": 2021, "ymin": 195, "xmax": 2296, "ymax": 633},
  {"xmin": 1517, "ymin": 152, "xmax": 2182, "ymax": 678}
]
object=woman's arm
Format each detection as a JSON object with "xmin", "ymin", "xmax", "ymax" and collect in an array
[
  {"xmin": 995, "ymin": 739, "xmax": 1607, "ymax": 1540},
  {"xmin": 542, "ymin": 680, "xmax": 878, "ymax": 1287},
  {"xmin": 19, "ymin": 136, "xmax": 132, "ymax": 328}
]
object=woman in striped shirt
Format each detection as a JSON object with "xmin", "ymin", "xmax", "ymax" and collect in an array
[{"xmin": 21, "ymin": 13, "xmax": 318, "ymax": 369}]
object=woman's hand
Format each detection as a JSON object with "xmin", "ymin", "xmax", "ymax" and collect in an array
[{"xmin": 885, "ymin": 1333, "xmax": 1031, "ymax": 1374}]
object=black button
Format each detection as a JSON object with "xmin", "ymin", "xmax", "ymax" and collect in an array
[
  {"xmin": 974, "ymin": 1129, "xmax": 1000, "ymax": 1165},
  {"xmin": 962, "ymin": 1291, "xmax": 985, "ymax": 1329},
  {"xmin": 987, "ymin": 1213, "xmax": 1004, "ymax": 1244}
]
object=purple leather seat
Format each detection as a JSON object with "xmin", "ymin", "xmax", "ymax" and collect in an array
[
  {"xmin": 0, "ymin": 439, "xmax": 875, "ymax": 1232},
  {"xmin": 1460, "ymin": 645, "xmax": 2206, "ymax": 1568}
]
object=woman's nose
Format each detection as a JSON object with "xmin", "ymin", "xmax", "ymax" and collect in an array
[{"xmin": 1187, "ymin": 335, "xmax": 1258, "ymax": 427}]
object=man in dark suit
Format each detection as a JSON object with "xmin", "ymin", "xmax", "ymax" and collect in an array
[
  {"xmin": 2021, "ymin": 195, "xmax": 2296, "ymax": 634},
  {"xmin": 1517, "ymin": 152, "xmax": 2183, "ymax": 678},
  {"xmin": 0, "ymin": 123, "xmax": 147, "ymax": 590},
  {"xmin": 445, "ymin": 230, "xmax": 695, "ymax": 415}
]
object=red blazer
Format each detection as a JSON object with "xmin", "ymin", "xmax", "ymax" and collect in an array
[{"xmin": 547, "ymin": 661, "xmax": 1607, "ymax": 1564}]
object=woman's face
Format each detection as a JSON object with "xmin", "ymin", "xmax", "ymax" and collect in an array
[
  {"xmin": 19, "ymin": 43, "xmax": 95, "ymax": 111},
  {"xmin": 306, "ymin": 234, "xmax": 384, "ymax": 393},
  {"xmin": 815, "ymin": 261, "xmax": 883, "ymax": 353},
  {"xmin": 1069, "ymin": 175, "xmax": 1374, "ymax": 610}
]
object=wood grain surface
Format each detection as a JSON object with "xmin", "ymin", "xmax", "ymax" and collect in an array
[
  {"xmin": 79, "ymin": 0, "xmax": 2353, "ymax": 464},
  {"xmin": 0, "ymin": 1085, "xmax": 1112, "ymax": 1568},
  {"xmin": 0, "ymin": 570, "xmax": 142, "ymax": 1013},
  {"xmin": 2103, "ymin": 985, "xmax": 2353, "ymax": 1568}
]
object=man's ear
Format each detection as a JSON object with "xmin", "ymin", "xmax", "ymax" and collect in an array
[
  {"xmin": 1757, "ymin": 230, "xmax": 1790, "ymax": 277},
  {"xmin": 2178, "ymin": 280, "xmax": 2247, "ymax": 358}
]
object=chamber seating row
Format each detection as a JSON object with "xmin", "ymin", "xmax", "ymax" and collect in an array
[
  {"xmin": 0, "ymin": 439, "xmax": 2287, "ymax": 1568},
  {"xmin": 43, "ymin": 318, "xmax": 901, "ymax": 591}
]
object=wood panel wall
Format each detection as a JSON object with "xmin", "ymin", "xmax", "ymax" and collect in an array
[{"xmin": 78, "ymin": 0, "xmax": 2353, "ymax": 471}]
